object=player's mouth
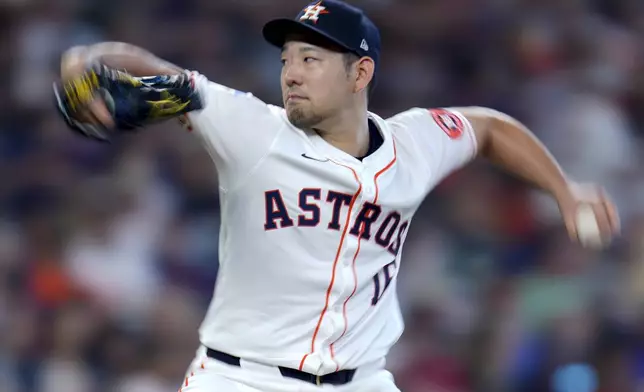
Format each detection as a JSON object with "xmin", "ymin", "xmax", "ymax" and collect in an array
[{"xmin": 286, "ymin": 93, "xmax": 307, "ymax": 103}]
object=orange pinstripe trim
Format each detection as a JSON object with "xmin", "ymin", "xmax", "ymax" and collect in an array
[
  {"xmin": 329, "ymin": 139, "xmax": 398, "ymax": 370},
  {"xmin": 299, "ymin": 163, "xmax": 362, "ymax": 371},
  {"xmin": 180, "ymin": 364, "xmax": 204, "ymax": 391},
  {"xmin": 298, "ymin": 353, "xmax": 310, "ymax": 372},
  {"xmin": 300, "ymin": 140, "xmax": 397, "ymax": 371},
  {"xmin": 329, "ymin": 223, "xmax": 363, "ymax": 370},
  {"xmin": 374, "ymin": 140, "xmax": 397, "ymax": 203}
]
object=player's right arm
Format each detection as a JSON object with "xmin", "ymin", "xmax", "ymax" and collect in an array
[
  {"xmin": 389, "ymin": 107, "xmax": 619, "ymax": 247},
  {"xmin": 59, "ymin": 42, "xmax": 283, "ymax": 191}
]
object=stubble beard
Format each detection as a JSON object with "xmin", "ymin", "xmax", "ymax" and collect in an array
[{"xmin": 287, "ymin": 106, "xmax": 325, "ymax": 130}]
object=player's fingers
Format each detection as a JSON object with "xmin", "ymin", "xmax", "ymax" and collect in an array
[
  {"xmin": 560, "ymin": 201, "xmax": 578, "ymax": 241},
  {"xmin": 87, "ymin": 98, "xmax": 114, "ymax": 128},
  {"xmin": 564, "ymin": 213, "xmax": 578, "ymax": 242},
  {"xmin": 590, "ymin": 201, "xmax": 614, "ymax": 243},
  {"xmin": 599, "ymin": 189, "xmax": 620, "ymax": 235}
]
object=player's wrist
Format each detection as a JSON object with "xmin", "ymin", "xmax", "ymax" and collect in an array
[{"xmin": 551, "ymin": 178, "xmax": 577, "ymax": 206}]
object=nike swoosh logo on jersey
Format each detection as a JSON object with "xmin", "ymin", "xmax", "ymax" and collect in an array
[{"xmin": 301, "ymin": 153, "xmax": 330, "ymax": 162}]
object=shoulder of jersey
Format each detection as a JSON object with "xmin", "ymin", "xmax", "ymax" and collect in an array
[
  {"xmin": 385, "ymin": 107, "xmax": 467, "ymax": 140},
  {"xmin": 179, "ymin": 82, "xmax": 286, "ymax": 131},
  {"xmin": 213, "ymin": 83, "xmax": 253, "ymax": 98}
]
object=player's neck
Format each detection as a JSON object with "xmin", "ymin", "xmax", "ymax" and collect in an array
[{"xmin": 314, "ymin": 107, "xmax": 370, "ymax": 158}]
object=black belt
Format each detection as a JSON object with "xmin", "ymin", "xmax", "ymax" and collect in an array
[{"xmin": 205, "ymin": 347, "xmax": 356, "ymax": 386}]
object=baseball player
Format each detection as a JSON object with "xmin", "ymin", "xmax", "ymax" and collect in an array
[{"xmin": 54, "ymin": 1, "xmax": 620, "ymax": 391}]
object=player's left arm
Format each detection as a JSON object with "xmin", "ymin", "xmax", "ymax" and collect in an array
[{"xmin": 457, "ymin": 106, "xmax": 620, "ymax": 246}]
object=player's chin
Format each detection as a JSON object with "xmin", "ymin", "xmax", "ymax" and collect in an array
[
  {"xmin": 286, "ymin": 107, "xmax": 311, "ymax": 128},
  {"xmin": 285, "ymin": 98, "xmax": 307, "ymax": 111}
]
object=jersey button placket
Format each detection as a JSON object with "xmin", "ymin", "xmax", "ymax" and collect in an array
[
  {"xmin": 343, "ymin": 171, "xmax": 363, "ymax": 267},
  {"xmin": 361, "ymin": 165, "xmax": 375, "ymax": 199},
  {"xmin": 329, "ymin": 165, "xmax": 365, "ymax": 352},
  {"xmin": 325, "ymin": 163, "xmax": 362, "ymax": 354}
]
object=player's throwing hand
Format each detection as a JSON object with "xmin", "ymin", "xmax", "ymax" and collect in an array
[{"xmin": 557, "ymin": 182, "xmax": 620, "ymax": 249}]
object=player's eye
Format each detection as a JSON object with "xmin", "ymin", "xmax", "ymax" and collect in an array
[
  {"xmin": 280, "ymin": 59, "xmax": 287, "ymax": 66},
  {"xmin": 304, "ymin": 57, "xmax": 317, "ymax": 63}
]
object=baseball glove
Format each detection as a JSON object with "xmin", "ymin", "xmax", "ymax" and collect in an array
[{"xmin": 53, "ymin": 63, "xmax": 203, "ymax": 141}]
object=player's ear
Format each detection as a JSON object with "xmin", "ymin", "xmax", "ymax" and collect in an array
[{"xmin": 354, "ymin": 57, "xmax": 375, "ymax": 94}]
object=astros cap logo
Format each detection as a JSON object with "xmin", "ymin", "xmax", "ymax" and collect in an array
[{"xmin": 300, "ymin": 1, "xmax": 330, "ymax": 23}]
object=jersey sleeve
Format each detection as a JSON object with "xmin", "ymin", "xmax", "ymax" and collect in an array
[
  {"xmin": 389, "ymin": 107, "xmax": 478, "ymax": 184},
  {"xmin": 182, "ymin": 72, "xmax": 284, "ymax": 191}
]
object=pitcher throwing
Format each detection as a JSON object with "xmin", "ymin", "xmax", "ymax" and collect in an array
[{"xmin": 54, "ymin": 1, "xmax": 620, "ymax": 391}]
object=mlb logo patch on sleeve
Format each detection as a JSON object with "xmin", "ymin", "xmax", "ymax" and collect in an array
[{"xmin": 429, "ymin": 109, "xmax": 464, "ymax": 140}]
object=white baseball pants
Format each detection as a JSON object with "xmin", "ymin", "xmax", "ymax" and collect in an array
[{"xmin": 179, "ymin": 346, "xmax": 401, "ymax": 392}]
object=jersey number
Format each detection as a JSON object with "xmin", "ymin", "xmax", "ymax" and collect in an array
[{"xmin": 371, "ymin": 260, "xmax": 396, "ymax": 305}]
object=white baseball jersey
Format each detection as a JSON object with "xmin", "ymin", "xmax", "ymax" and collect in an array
[{"xmin": 183, "ymin": 72, "xmax": 478, "ymax": 376}]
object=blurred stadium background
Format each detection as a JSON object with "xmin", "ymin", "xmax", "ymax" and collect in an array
[{"xmin": 0, "ymin": 0, "xmax": 643, "ymax": 391}]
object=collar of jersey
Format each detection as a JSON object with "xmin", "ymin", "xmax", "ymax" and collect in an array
[{"xmin": 285, "ymin": 111, "xmax": 395, "ymax": 167}]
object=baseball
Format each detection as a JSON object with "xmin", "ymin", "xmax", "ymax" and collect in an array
[{"xmin": 575, "ymin": 203, "xmax": 604, "ymax": 249}]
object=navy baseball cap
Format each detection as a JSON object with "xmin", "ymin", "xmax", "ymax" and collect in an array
[{"xmin": 262, "ymin": 0, "xmax": 381, "ymax": 84}]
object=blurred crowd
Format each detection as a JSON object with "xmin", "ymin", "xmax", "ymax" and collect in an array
[{"xmin": 0, "ymin": 0, "xmax": 643, "ymax": 391}]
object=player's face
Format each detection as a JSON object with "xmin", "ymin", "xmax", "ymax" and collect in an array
[{"xmin": 280, "ymin": 39, "xmax": 355, "ymax": 129}]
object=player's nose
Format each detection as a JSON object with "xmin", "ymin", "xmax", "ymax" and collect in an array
[{"xmin": 283, "ymin": 64, "xmax": 303, "ymax": 87}]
